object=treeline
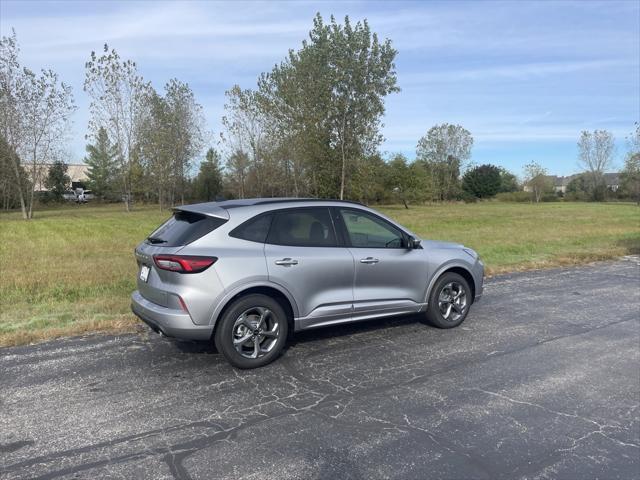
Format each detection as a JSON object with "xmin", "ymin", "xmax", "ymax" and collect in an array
[{"xmin": 2, "ymin": 15, "xmax": 639, "ymax": 217}]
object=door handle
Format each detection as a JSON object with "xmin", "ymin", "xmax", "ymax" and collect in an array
[
  {"xmin": 275, "ymin": 258, "xmax": 299, "ymax": 266},
  {"xmin": 360, "ymin": 257, "xmax": 379, "ymax": 264}
]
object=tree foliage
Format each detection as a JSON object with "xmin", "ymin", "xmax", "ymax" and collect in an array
[
  {"xmin": 222, "ymin": 13, "xmax": 399, "ymax": 200},
  {"xmin": 194, "ymin": 148, "xmax": 223, "ymax": 202},
  {"xmin": 462, "ymin": 164, "xmax": 502, "ymax": 199},
  {"xmin": 498, "ymin": 167, "xmax": 520, "ymax": 193},
  {"xmin": 416, "ymin": 123, "xmax": 473, "ymax": 201},
  {"xmin": 577, "ymin": 130, "xmax": 615, "ymax": 201},
  {"xmin": 84, "ymin": 44, "xmax": 150, "ymax": 211},
  {"xmin": 0, "ymin": 133, "xmax": 29, "ymax": 210},
  {"xmin": 1, "ymin": 30, "xmax": 76, "ymax": 218},
  {"xmin": 620, "ymin": 123, "xmax": 640, "ymax": 204},
  {"xmin": 85, "ymin": 127, "xmax": 117, "ymax": 201},
  {"xmin": 524, "ymin": 161, "xmax": 551, "ymax": 203},
  {"xmin": 44, "ymin": 160, "xmax": 70, "ymax": 200}
]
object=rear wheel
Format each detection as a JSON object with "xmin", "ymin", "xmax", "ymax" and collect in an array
[
  {"xmin": 425, "ymin": 272, "xmax": 471, "ymax": 328},
  {"xmin": 214, "ymin": 294, "xmax": 288, "ymax": 369}
]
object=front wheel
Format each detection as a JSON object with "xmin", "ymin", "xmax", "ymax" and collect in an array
[
  {"xmin": 425, "ymin": 272, "xmax": 471, "ymax": 328},
  {"xmin": 214, "ymin": 294, "xmax": 288, "ymax": 369}
]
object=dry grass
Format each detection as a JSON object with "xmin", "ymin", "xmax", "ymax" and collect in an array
[{"xmin": 1, "ymin": 201, "xmax": 638, "ymax": 347}]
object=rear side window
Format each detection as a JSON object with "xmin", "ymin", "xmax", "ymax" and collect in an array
[
  {"xmin": 229, "ymin": 214, "xmax": 273, "ymax": 243},
  {"xmin": 267, "ymin": 208, "xmax": 336, "ymax": 247},
  {"xmin": 146, "ymin": 211, "xmax": 226, "ymax": 247}
]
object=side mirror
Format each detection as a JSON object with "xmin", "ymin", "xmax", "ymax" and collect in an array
[{"xmin": 407, "ymin": 236, "xmax": 421, "ymax": 249}]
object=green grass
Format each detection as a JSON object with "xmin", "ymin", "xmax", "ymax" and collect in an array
[{"xmin": 1, "ymin": 201, "xmax": 638, "ymax": 346}]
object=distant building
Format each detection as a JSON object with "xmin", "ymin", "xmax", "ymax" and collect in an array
[
  {"xmin": 601, "ymin": 173, "xmax": 620, "ymax": 192},
  {"xmin": 28, "ymin": 163, "xmax": 90, "ymax": 192},
  {"xmin": 524, "ymin": 172, "xmax": 621, "ymax": 193}
]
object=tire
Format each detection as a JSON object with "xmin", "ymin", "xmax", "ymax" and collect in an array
[
  {"xmin": 214, "ymin": 294, "xmax": 289, "ymax": 369},
  {"xmin": 425, "ymin": 272, "xmax": 471, "ymax": 329}
]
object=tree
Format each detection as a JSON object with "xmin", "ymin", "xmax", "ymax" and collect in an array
[
  {"xmin": 0, "ymin": 134, "xmax": 29, "ymax": 210},
  {"xmin": 498, "ymin": 167, "xmax": 519, "ymax": 193},
  {"xmin": 85, "ymin": 127, "xmax": 117, "ymax": 201},
  {"xmin": 222, "ymin": 86, "xmax": 276, "ymax": 197},
  {"xmin": 139, "ymin": 89, "xmax": 172, "ymax": 208},
  {"xmin": 620, "ymin": 123, "xmax": 640, "ymax": 204},
  {"xmin": 44, "ymin": 160, "xmax": 70, "ymax": 201},
  {"xmin": 348, "ymin": 153, "xmax": 389, "ymax": 204},
  {"xmin": 462, "ymin": 164, "xmax": 502, "ymax": 199},
  {"xmin": 416, "ymin": 124, "xmax": 473, "ymax": 201},
  {"xmin": 194, "ymin": 148, "xmax": 223, "ymax": 202},
  {"xmin": 163, "ymin": 79, "xmax": 206, "ymax": 204},
  {"xmin": 620, "ymin": 154, "xmax": 640, "ymax": 204},
  {"xmin": 84, "ymin": 44, "xmax": 151, "ymax": 211},
  {"xmin": 577, "ymin": 130, "xmax": 615, "ymax": 201},
  {"xmin": 226, "ymin": 149, "xmax": 250, "ymax": 198},
  {"xmin": 1, "ymin": 31, "xmax": 76, "ymax": 219},
  {"xmin": 565, "ymin": 174, "xmax": 589, "ymax": 201},
  {"xmin": 255, "ymin": 13, "xmax": 399, "ymax": 199},
  {"xmin": 0, "ymin": 30, "xmax": 27, "ymax": 216},
  {"xmin": 524, "ymin": 161, "xmax": 551, "ymax": 203},
  {"xmin": 138, "ymin": 81, "xmax": 207, "ymax": 207},
  {"xmin": 383, "ymin": 153, "xmax": 430, "ymax": 208}
]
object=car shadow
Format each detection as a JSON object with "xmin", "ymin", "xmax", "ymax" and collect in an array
[
  {"xmin": 165, "ymin": 312, "xmax": 426, "ymax": 356},
  {"xmin": 289, "ymin": 313, "xmax": 424, "ymax": 345}
]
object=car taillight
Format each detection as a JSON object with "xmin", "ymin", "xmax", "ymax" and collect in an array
[{"xmin": 153, "ymin": 255, "xmax": 217, "ymax": 273}]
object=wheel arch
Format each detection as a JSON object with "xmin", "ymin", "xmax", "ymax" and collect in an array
[
  {"xmin": 211, "ymin": 284, "xmax": 297, "ymax": 339},
  {"xmin": 425, "ymin": 264, "xmax": 476, "ymax": 305}
]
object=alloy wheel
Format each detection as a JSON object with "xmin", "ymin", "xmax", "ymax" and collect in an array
[
  {"xmin": 232, "ymin": 307, "xmax": 280, "ymax": 359},
  {"xmin": 437, "ymin": 282, "xmax": 468, "ymax": 322}
]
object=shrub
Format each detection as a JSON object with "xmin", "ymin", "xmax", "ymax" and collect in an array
[{"xmin": 494, "ymin": 191, "xmax": 531, "ymax": 202}]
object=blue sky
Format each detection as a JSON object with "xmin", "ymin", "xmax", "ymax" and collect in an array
[{"xmin": 1, "ymin": 0, "xmax": 638, "ymax": 177}]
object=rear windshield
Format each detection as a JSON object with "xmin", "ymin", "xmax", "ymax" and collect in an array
[{"xmin": 146, "ymin": 211, "xmax": 227, "ymax": 247}]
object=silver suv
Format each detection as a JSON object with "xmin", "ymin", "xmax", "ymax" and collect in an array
[{"xmin": 132, "ymin": 199, "xmax": 484, "ymax": 368}]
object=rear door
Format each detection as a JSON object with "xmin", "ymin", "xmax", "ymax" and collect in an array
[
  {"xmin": 264, "ymin": 207, "xmax": 354, "ymax": 328},
  {"xmin": 336, "ymin": 207, "xmax": 427, "ymax": 316}
]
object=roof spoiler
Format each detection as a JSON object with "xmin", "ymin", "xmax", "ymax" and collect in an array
[{"xmin": 173, "ymin": 203, "xmax": 230, "ymax": 221}]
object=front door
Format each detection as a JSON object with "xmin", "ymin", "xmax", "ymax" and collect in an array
[
  {"xmin": 264, "ymin": 207, "xmax": 354, "ymax": 329},
  {"xmin": 337, "ymin": 207, "xmax": 427, "ymax": 317}
]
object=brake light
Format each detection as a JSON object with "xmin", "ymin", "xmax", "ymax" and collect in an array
[{"xmin": 153, "ymin": 255, "xmax": 217, "ymax": 273}]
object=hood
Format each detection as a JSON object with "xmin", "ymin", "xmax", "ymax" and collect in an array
[{"xmin": 421, "ymin": 240, "xmax": 465, "ymax": 250}]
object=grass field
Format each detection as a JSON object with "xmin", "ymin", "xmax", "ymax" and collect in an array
[{"xmin": 1, "ymin": 202, "xmax": 638, "ymax": 346}]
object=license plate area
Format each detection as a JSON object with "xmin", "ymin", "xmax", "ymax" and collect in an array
[{"xmin": 140, "ymin": 265, "xmax": 150, "ymax": 282}]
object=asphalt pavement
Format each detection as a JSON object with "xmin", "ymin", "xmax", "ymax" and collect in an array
[{"xmin": 1, "ymin": 257, "xmax": 639, "ymax": 479}]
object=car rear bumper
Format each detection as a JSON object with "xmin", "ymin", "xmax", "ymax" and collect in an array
[{"xmin": 131, "ymin": 290, "xmax": 213, "ymax": 341}]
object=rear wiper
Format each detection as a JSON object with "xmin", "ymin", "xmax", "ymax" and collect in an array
[{"xmin": 147, "ymin": 236, "xmax": 167, "ymax": 244}]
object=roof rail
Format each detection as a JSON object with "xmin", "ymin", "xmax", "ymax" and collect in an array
[{"xmin": 252, "ymin": 198, "xmax": 366, "ymax": 207}]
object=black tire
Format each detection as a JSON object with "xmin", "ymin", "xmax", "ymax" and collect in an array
[
  {"xmin": 214, "ymin": 294, "xmax": 289, "ymax": 369},
  {"xmin": 425, "ymin": 272, "xmax": 471, "ymax": 329}
]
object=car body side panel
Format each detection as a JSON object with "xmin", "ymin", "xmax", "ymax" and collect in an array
[
  {"xmin": 265, "ymin": 244, "xmax": 355, "ymax": 325},
  {"xmin": 208, "ymin": 279, "xmax": 300, "ymax": 328},
  {"xmin": 349, "ymin": 247, "xmax": 429, "ymax": 315},
  {"xmin": 422, "ymin": 256, "xmax": 485, "ymax": 305}
]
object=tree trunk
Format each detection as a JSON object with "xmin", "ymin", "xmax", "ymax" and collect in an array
[
  {"xmin": 27, "ymin": 157, "xmax": 37, "ymax": 219},
  {"xmin": 8, "ymin": 151, "xmax": 27, "ymax": 219},
  {"xmin": 339, "ymin": 111, "xmax": 348, "ymax": 201}
]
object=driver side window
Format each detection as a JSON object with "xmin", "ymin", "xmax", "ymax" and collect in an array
[{"xmin": 339, "ymin": 209, "xmax": 404, "ymax": 248}]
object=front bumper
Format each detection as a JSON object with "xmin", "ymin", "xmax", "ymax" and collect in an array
[
  {"xmin": 131, "ymin": 291, "xmax": 213, "ymax": 341},
  {"xmin": 474, "ymin": 260, "xmax": 485, "ymax": 301}
]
